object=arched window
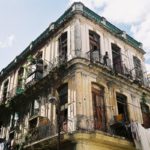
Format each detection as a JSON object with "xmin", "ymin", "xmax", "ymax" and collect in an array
[{"xmin": 91, "ymin": 83, "xmax": 106, "ymax": 131}]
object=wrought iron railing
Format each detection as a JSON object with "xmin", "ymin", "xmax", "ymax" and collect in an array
[
  {"xmin": 26, "ymin": 124, "xmax": 51, "ymax": 144},
  {"xmin": 24, "ymin": 115, "xmax": 132, "ymax": 146},
  {"xmin": 0, "ymin": 51, "xmax": 149, "ymax": 106},
  {"xmin": 86, "ymin": 50, "xmax": 111, "ymax": 68}
]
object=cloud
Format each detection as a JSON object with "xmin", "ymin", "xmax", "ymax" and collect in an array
[
  {"xmin": 69, "ymin": 0, "xmax": 150, "ymax": 73},
  {"xmin": 0, "ymin": 34, "xmax": 16, "ymax": 48},
  {"xmin": 145, "ymin": 64, "xmax": 150, "ymax": 74}
]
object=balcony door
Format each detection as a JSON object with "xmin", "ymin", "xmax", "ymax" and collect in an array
[
  {"xmin": 92, "ymin": 83, "xmax": 106, "ymax": 131},
  {"xmin": 112, "ymin": 44, "xmax": 123, "ymax": 74},
  {"xmin": 58, "ymin": 32, "xmax": 67, "ymax": 64},
  {"xmin": 89, "ymin": 31, "xmax": 100, "ymax": 62}
]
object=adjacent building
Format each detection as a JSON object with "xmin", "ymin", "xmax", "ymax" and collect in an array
[{"xmin": 0, "ymin": 2, "xmax": 150, "ymax": 150}]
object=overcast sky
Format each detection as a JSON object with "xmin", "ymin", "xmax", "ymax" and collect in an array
[{"xmin": 0, "ymin": 0, "xmax": 150, "ymax": 73}]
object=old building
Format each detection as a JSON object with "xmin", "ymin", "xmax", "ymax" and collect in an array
[{"xmin": 0, "ymin": 2, "xmax": 150, "ymax": 150}]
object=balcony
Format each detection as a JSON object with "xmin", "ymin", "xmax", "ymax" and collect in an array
[
  {"xmin": 86, "ymin": 50, "xmax": 111, "ymax": 68},
  {"xmin": 26, "ymin": 124, "xmax": 51, "ymax": 144},
  {"xmin": 25, "ymin": 116, "xmax": 53, "ymax": 144},
  {"xmin": 0, "ymin": 86, "xmax": 25, "ymax": 105},
  {"xmin": 25, "ymin": 60, "xmax": 43, "ymax": 87},
  {"xmin": 23, "ymin": 114, "xmax": 133, "ymax": 150}
]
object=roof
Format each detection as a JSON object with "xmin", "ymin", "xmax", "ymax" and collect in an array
[{"xmin": 0, "ymin": 2, "xmax": 145, "ymax": 81}]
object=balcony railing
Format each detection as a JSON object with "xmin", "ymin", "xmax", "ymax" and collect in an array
[
  {"xmin": 0, "ymin": 86, "xmax": 24, "ymax": 104},
  {"xmin": 23, "ymin": 114, "xmax": 132, "ymax": 147},
  {"xmin": 26, "ymin": 124, "xmax": 51, "ymax": 144},
  {"xmin": 0, "ymin": 51, "xmax": 149, "ymax": 106}
]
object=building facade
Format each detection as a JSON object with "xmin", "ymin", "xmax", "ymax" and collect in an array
[{"xmin": 0, "ymin": 2, "xmax": 150, "ymax": 150}]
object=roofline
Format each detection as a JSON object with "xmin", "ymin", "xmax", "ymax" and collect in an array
[{"xmin": 0, "ymin": 2, "xmax": 146, "ymax": 81}]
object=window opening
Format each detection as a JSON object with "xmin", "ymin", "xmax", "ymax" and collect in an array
[
  {"xmin": 112, "ymin": 44, "xmax": 123, "ymax": 74},
  {"xmin": 92, "ymin": 84, "xmax": 106, "ymax": 131},
  {"xmin": 116, "ymin": 93, "xmax": 129, "ymax": 122},
  {"xmin": 89, "ymin": 31, "xmax": 100, "ymax": 62},
  {"xmin": 140, "ymin": 103, "xmax": 150, "ymax": 128},
  {"xmin": 2, "ymin": 79, "xmax": 9, "ymax": 102},
  {"xmin": 133, "ymin": 56, "xmax": 143, "ymax": 82},
  {"xmin": 58, "ymin": 83, "xmax": 68, "ymax": 131},
  {"xmin": 59, "ymin": 32, "xmax": 67, "ymax": 64}
]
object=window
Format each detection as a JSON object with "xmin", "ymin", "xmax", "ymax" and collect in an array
[
  {"xmin": 91, "ymin": 83, "xmax": 106, "ymax": 131},
  {"xmin": 116, "ymin": 93, "xmax": 129, "ymax": 122},
  {"xmin": 112, "ymin": 44, "xmax": 123, "ymax": 74},
  {"xmin": 2, "ymin": 79, "xmax": 9, "ymax": 102},
  {"xmin": 140, "ymin": 103, "xmax": 150, "ymax": 128},
  {"xmin": 133, "ymin": 56, "xmax": 143, "ymax": 81},
  {"xmin": 58, "ymin": 32, "xmax": 67, "ymax": 64},
  {"xmin": 17, "ymin": 67, "xmax": 24, "ymax": 88},
  {"xmin": 58, "ymin": 83, "xmax": 68, "ymax": 131},
  {"xmin": 30, "ymin": 99, "xmax": 40, "ymax": 117},
  {"xmin": 89, "ymin": 31, "xmax": 100, "ymax": 62}
]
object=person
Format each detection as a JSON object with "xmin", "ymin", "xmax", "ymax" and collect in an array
[{"xmin": 103, "ymin": 52, "xmax": 108, "ymax": 66}]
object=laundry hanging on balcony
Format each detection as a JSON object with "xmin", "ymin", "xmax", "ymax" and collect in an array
[{"xmin": 131, "ymin": 122, "xmax": 150, "ymax": 150}]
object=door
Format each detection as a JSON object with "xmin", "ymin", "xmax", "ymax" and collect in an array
[{"xmin": 92, "ymin": 84, "xmax": 106, "ymax": 130}]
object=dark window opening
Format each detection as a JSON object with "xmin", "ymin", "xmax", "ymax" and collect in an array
[
  {"xmin": 29, "ymin": 117, "xmax": 38, "ymax": 129},
  {"xmin": 92, "ymin": 83, "xmax": 106, "ymax": 131},
  {"xmin": 58, "ymin": 83, "xmax": 68, "ymax": 131},
  {"xmin": 59, "ymin": 32, "xmax": 67, "ymax": 64},
  {"xmin": 2, "ymin": 80, "xmax": 9, "ymax": 102},
  {"xmin": 16, "ymin": 67, "xmax": 25, "ymax": 95},
  {"xmin": 110, "ymin": 93, "xmax": 132, "ymax": 139},
  {"xmin": 17, "ymin": 67, "xmax": 24, "ymax": 88},
  {"xmin": 141, "ymin": 103, "xmax": 150, "ymax": 128},
  {"xmin": 116, "ymin": 93, "xmax": 129, "ymax": 122},
  {"xmin": 89, "ymin": 31, "xmax": 101, "ymax": 62},
  {"xmin": 112, "ymin": 44, "xmax": 123, "ymax": 74},
  {"xmin": 133, "ymin": 56, "xmax": 143, "ymax": 82}
]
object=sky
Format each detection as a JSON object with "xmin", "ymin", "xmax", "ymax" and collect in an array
[{"xmin": 0, "ymin": 0, "xmax": 150, "ymax": 73}]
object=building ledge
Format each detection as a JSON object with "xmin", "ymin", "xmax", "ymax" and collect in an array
[{"xmin": 23, "ymin": 130, "xmax": 135, "ymax": 150}]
